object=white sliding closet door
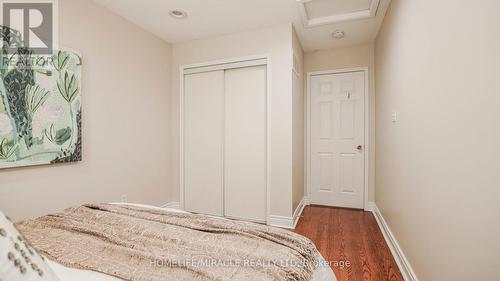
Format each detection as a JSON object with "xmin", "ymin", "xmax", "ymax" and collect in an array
[
  {"xmin": 184, "ymin": 70, "xmax": 224, "ymax": 216},
  {"xmin": 224, "ymin": 65, "xmax": 267, "ymax": 222}
]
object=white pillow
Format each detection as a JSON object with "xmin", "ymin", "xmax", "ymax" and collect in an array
[{"xmin": 0, "ymin": 210, "xmax": 60, "ymax": 281}]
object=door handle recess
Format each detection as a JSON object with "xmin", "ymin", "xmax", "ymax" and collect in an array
[{"xmin": 357, "ymin": 145, "xmax": 363, "ymax": 151}]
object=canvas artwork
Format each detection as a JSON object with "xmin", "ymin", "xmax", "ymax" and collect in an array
[{"xmin": 0, "ymin": 26, "xmax": 82, "ymax": 168}]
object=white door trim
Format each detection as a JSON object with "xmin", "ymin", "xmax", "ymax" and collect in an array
[
  {"xmin": 179, "ymin": 54, "xmax": 272, "ymax": 222},
  {"xmin": 306, "ymin": 67, "xmax": 370, "ymax": 210}
]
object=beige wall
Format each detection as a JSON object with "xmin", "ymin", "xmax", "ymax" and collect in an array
[
  {"xmin": 170, "ymin": 24, "xmax": 297, "ymax": 217},
  {"xmin": 0, "ymin": 0, "xmax": 172, "ymax": 220},
  {"xmin": 375, "ymin": 1, "xmax": 500, "ymax": 280},
  {"xmin": 304, "ymin": 44, "xmax": 376, "ymax": 203},
  {"xmin": 291, "ymin": 28, "xmax": 305, "ymax": 213}
]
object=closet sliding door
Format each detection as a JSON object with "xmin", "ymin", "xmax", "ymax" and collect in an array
[
  {"xmin": 184, "ymin": 70, "xmax": 224, "ymax": 216},
  {"xmin": 224, "ymin": 65, "xmax": 267, "ymax": 222},
  {"xmin": 183, "ymin": 60, "xmax": 267, "ymax": 222}
]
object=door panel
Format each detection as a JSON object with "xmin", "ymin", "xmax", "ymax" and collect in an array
[
  {"xmin": 318, "ymin": 152, "xmax": 335, "ymax": 192},
  {"xmin": 319, "ymin": 102, "xmax": 333, "ymax": 139},
  {"xmin": 184, "ymin": 70, "xmax": 224, "ymax": 216},
  {"xmin": 340, "ymin": 101, "xmax": 355, "ymax": 139},
  {"xmin": 339, "ymin": 153, "xmax": 355, "ymax": 193},
  {"xmin": 224, "ymin": 65, "xmax": 267, "ymax": 222},
  {"xmin": 310, "ymin": 71, "xmax": 365, "ymax": 209}
]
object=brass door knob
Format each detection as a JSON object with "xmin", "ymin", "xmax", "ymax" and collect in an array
[{"xmin": 357, "ymin": 145, "xmax": 363, "ymax": 151}]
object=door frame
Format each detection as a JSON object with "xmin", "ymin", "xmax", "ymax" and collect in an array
[
  {"xmin": 306, "ymin": 67, "xmax": 370, "ymax": 210},
  {"xmin": 179, "ymin": 54, "xmax": 272, "ymax": 223}
]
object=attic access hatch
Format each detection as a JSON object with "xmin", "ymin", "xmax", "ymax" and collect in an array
[{"xmin": 297, "ymin": 0, "xmax": 380, "ymax": 27}]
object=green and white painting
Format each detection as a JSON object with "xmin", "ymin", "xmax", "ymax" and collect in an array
[{"xmin": 0, "ymin": 26, "xmax": 82, "ymax": 168}]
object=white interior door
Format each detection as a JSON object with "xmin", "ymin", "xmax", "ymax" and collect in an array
[
  {"xmin": 224, "ymin": 65, "xmax": 267, "ymax": 222},
  {"xmin": 310, "ymin": 71, "xmax": 365, "ymax": 209},
  {"xmin": 184, "ymin": 70, "xmax": 224, "ymax": 216}
]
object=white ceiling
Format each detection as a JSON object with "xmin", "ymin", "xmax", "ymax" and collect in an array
[{"xmin": 92, "ymin": 0, "xmax": 391, "ymax": 52}]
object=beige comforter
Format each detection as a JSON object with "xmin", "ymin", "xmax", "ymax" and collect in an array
[{"xmin": 17, "ymin": 204, "xmax": 320, "ymax": 281}]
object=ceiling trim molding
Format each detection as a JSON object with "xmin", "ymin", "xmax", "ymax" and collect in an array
[{"xmin": 296, "ymin": 0, "xmax": 380, "ymax": 28}]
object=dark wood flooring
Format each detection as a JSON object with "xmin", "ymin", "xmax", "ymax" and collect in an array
[{"xmin": 293, "ymin": 205, "xmax": 404, "ymax": 281}]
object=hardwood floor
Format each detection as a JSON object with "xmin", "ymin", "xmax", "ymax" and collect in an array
[{"xmin": 293, "ymin": 206, "xmax": 404, "ymax": 281}]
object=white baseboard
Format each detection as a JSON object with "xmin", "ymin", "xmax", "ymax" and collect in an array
[
  {"xmin": 161, "ymin": 202, "xmax": 181, "ymax": 209},
  {"xmin": 292, "ymin": 196, "xmax": 308, "ymax": 227},
  {"xmin": 267, "ymin": 197, "xmax": 308, "ymax": 229},
  {"xmin": 165, "ymin": 198, "xmax": 310, "ymax": 230},
  {"xmin": 370, "ymin": 202, "xmax": 419, "ymax": 281},
  {"xmin": 365, "ymin": 201, "xmax": 375, "ymax": 212},
  {"xmin": 267, "ymin": 215, "xmax": 295, "ymax": 229}
]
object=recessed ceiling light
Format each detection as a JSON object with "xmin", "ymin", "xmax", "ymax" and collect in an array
[
  {"xmin": 332, "ymin": 30, "xmax": 345, "ymax": 40},
  {"xmin": 169, "ymin": 9, "xmax": 187, "ymax": 19}
]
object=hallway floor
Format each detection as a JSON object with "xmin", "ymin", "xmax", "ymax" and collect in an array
[{"xmin": 293, "ymin": 206, "xmax": 404, "ymax": 281}]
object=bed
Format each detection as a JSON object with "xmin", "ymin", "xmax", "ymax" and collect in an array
[{"xmin": 19, "ymin": 203, "xmax": 337, "ymax": 281}]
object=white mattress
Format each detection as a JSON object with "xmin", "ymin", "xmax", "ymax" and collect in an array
[{"xmin": 46, "ymin": 203, "xmax": 337, "ymax": 281}]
